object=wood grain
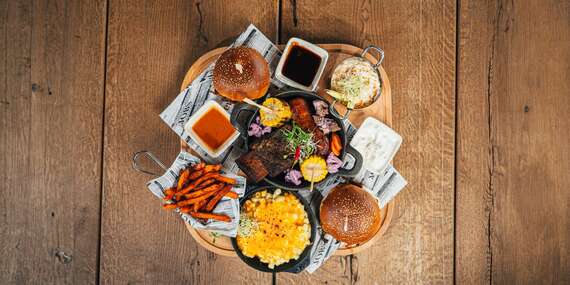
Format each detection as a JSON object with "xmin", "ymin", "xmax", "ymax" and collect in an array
[
  {"xmin": 0, "ymin": 0, "xmax": 107, "ymax": 284},
  {"xmin": 457, "ymin": 0, "xmax": 570, "ymax": 284},
  {"xmin": 282, "ymin": 0, "xmax": 456, "ymax": 284},
  {"xmin": 2, "ymin": 0, "xmax": 568, "ymax": 284},
  {"xmin": 100, "ymin": 0, "xmax": 275, "ymax": 284},
  {"xmin": 456, "ymin": 1, "xmax": 496, "ymax": 282}
]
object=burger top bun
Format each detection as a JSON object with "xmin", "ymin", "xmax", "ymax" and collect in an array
[
  {"xmin": 213, "ymin": 46, "xmax": 270, "ymax": 101},
  {"xmin": 319, "ymin": 184, "xmax": 382, "ymax": 246}
]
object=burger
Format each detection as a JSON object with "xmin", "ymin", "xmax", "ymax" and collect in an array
[
  {"xmin": 213, "ymin": 46, "xmax": 270, "ymax": 101},
  {"xmin": 319, "ymin": 184, "xmax": 382, "ymax": 245}
]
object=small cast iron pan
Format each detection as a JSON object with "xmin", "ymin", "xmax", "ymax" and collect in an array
[
  {"xmin": 230, "ymin": 90, "xmax": 363, "ymax": 191},
  {"xmin": 230, "ymin": 185, "xmax": 317, "ymax": 275}
]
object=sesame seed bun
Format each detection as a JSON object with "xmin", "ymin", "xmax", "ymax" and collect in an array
[
  {"xmin": 213, "ymin": 46, "xmax": 270, "ymax": 101},
  {"xmin": 319, "ymin": 184, "xmax": 382, "ymax": 246}
]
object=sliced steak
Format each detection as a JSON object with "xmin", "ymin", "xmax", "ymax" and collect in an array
[
  {"xmin": 313, "ymin": 128, "xmax": 330, "ymax": 156},
  {"xmin": 236, "ymin": 152, "xmax": 269, "ymax": 183}
]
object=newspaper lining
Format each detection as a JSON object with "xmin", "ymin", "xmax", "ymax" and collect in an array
[
  {"xmin": 157, "ymin": 24, "xmax": 407, "ymax": 273},
  {"xmin": 146, "ymin": 151, "xmax": 247, "ymax": 237}
]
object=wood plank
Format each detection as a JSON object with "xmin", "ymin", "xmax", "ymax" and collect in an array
[
  {"xmin": 456, "ymin": 1, "xmax": 495, "ymax": 282},
  {"xmin": 100, "ymin": 0, "xmax": 277, "ymax": 284},
  {"xmin": 0, "ymin": 0, "xmax": 107, "ymax": 284},
  {"xmin": 282, "ymin": 0, "xmax": 456, "ymax": 284},
  {"xmin": 457, "ymin": 0, "xmax": 570, "ymax": 283}
]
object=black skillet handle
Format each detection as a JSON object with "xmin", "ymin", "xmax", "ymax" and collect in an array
[
  {"xmin": 230, "ymin": 102, "xmax": 258, "ymax": 142},
  {"xmin": 335, "ymin": 144, "xmax": 363, "ymax": 177},
  {"xmin": 272, "ymin": 272, "xmax": 277, "ymax": 285},
  {"xmin": 285, "ymin": 254, "xmax": 312, "ymax": 273}
]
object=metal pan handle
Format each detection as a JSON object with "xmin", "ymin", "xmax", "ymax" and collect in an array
[
  {"xmin": 335, "ymin": 144, "xmax": 363, "ymax": 177},
  {"xmin": 230, "ymin": 102, "xmax": 258, "ymax": 141},
  {"xmin": 132, "ymin": 150, "xmax": 167, "ymax": 177},
  {"xmin": 272, "ymin": 272, "xmax": 277, "ymax": 285},
  {"xmin": 361, "ymin": 45, "xmax": 385, "ymax": 69},
  {"xmin": 328, "ymin": 99, "xmax": 352, "ymax": 120}
]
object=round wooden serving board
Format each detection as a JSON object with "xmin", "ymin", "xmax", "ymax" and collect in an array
[{"xmin": 180, "ymin": 44, "xmax": 394, "ymax": 256}]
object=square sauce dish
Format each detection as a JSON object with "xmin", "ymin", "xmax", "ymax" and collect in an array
[
  {"xmin": 184, "ymin": 100, "xmax": 240, "ymax": 158},
  {"xmin": 275, "ymin": 37, "xmax": 329, "ymax": 92}
]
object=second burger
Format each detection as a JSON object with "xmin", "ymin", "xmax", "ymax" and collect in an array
[{"xmin": 319, "ymin": 183, "xmax": 382, "ymax": 246}]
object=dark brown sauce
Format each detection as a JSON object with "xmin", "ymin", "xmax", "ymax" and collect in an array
[
  {"xmin": 282, "ymin": 44, "xmax": 322, "ymax": 87},
  {"xmin": 192, "ymin": 107, "xmax": 235, "ymax": 151}
]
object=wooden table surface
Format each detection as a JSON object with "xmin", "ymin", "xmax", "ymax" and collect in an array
[{"xmin": 1, "ymin": 0, "xmax": 568, "ymax": 284}]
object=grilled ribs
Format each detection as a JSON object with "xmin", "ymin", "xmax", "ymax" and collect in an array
[{"xmin": 237, "ymin": 125, "xmax": 294, "ymax": 182}]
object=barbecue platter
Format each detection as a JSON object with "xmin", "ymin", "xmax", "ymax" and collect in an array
[{"xmin": 136, "ymin": 25, "xmax": 402, "ymax": 275}]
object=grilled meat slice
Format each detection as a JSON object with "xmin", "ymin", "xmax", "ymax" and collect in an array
[
  {"xmin": 236, "ymin": 152, "xmax": 269, "ymax": 183},
  {"xmin": 237, "ymin": 125, "xmax": 295, "ymax": 181},
  {"xmin": 250, "ymin": 124, "xmax": 290, "ymax": 152},
  {"xmin": 313, "ymin": 128, "xmax": 330, "ymax": 156},
  {"xmin": 289, "ymin": 98, "xmax": 316, "ymax": 130},
  {"xmin": 252, "ymin": 125, "xmax": 294, "ymax": 177},
  {"xmin": 289, "ymin": 98, "xmax": 331, "ymax": 156}
]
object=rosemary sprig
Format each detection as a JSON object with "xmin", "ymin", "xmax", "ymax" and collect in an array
[{"xmin": 281, "ymin": 123, "xmax": 316, "ymax": 161}]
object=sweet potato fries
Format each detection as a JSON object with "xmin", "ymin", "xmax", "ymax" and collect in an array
[{"xmin": 161, "ymin": 163, "xmax": 236, "ymax": 223}]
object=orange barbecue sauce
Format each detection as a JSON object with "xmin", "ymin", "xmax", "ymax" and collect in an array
[{"xmin": 192, "ymin": 107, "xmax": 235, "ymax": 151}]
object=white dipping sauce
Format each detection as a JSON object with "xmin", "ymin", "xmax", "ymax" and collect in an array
[{"xmin": 350, "ymin": 117, "xmax": 402, "ymax": 174}]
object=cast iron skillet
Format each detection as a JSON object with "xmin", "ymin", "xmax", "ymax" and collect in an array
[
  {"xmin": 230, "ymin": 90, "xmax": 363, "ymax": 191},
  {"xmin": 230, "ymin": 185, "xmax": 317, "ymax": 274}
]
